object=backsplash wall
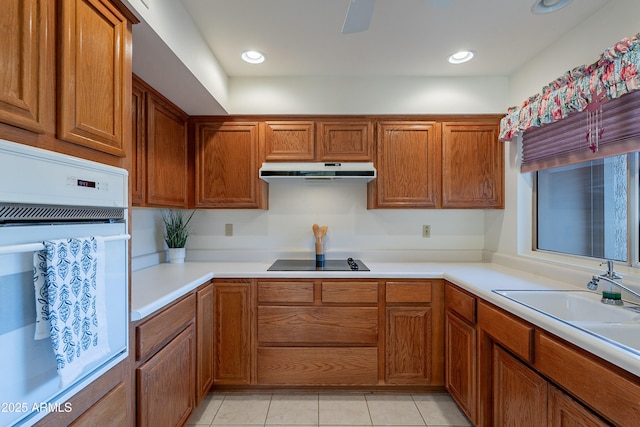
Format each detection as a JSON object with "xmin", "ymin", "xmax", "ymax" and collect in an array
[{"xmin": 131, "ymin": 181, "xmax": 486, "ymax": 270}]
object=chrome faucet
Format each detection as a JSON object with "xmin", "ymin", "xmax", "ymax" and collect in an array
[{"xmin": 587, "ymin": 260, "xmax": 640, "ymax": 305}]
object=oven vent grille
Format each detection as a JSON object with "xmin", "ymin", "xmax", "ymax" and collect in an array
[{"xmin": 0, "ymin": 204, "xmax": 125, "ymax": 223}]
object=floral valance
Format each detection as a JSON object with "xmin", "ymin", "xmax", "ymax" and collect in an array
[{"xmin": 499, "ymin": 33, "xmax": 640, "ymax": 141}]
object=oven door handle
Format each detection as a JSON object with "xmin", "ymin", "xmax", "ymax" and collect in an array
[{"xmin": 0, "ymin": 233, "xmax": 130, "ymax": 255}]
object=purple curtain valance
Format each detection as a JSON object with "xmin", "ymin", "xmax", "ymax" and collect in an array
[{"xmin": 499, "ymin": 33, "xmax": 640, "ymax": 142}]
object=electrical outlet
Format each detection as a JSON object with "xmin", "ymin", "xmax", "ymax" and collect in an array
[
  {"xmin": 422, "ymin": 225, "xmax": 431, "ymax": 238},
  {"xmin": 225, "ymin": 223, "xmax": 233, "ymax": 236}
]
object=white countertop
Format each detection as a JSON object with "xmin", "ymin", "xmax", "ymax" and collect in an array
[{"xmin": 131, "ymin": 260, "xmax": 640, "ymax": 377}]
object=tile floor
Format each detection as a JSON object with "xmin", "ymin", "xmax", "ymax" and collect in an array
[{"xmin": 187, "ymin": 392, "xmax": 472, "ymax": 427}]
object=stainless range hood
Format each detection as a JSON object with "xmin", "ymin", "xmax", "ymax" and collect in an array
[{"xmin": 259, "ymin": 162, "xmax": 376, "ymax": 182}]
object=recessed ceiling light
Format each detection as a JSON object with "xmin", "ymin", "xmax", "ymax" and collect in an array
[
  {"xmin": 531, "ymin": 0, "xmax": 572, "ymax": 14},
  {"xmin": 448, "ymin": 50, "xmax": 475, "ymax": 65},
  {"xmin": 241, "ymin": 50, "xmax": 266, "ymax": 64}
]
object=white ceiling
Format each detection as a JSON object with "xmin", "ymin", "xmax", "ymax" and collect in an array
[{"xmin": 181, "ymin": 0, "xmax": 610, "ymax": 78}]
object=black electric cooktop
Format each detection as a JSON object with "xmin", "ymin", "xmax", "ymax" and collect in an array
[{"xmin": 267, "ymin": 258, "xmax": 369, "ymax": 271}]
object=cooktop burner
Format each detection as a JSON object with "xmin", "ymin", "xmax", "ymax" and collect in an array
[{"xmin": 267, "ymin": 258, "xmax": 369, "ymax": 271}]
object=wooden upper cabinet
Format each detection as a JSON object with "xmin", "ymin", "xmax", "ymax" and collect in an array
[
  {"xmin": 369, "ymin": 121, "xmax": 441, "ymax": 208},
  {"xmin": 131, "ymin": 79, "xmax": 146, "ymax": 205},
  {"xmin": 263, "ymin": 119, "xmax": 374, "ymax": 162},
  {"xmin": 264, "ymin": 120, "xmax": 315, "ymax": 161},
  {"xmin": 0, "ymin": 0, "xmax": 48, "ymax": 133},
  {"xmin": 441, "ymin": 121, "xmax": 504, "ymax": 208},
  {"xmin": 317, "ymin": 120, "xmax": 373, "ymax": 161},
  {"xmin": 145, "ymin": 91, "xmax": 188, "ymax": 207},
  {"xmin": 193, "ymin": 120, "xmax": 267, "ymax": 209},
  {"xmin": 58, "ymin": 0, "xmax": 129, "ymax": 156}
]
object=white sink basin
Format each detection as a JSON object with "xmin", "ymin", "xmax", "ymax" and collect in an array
[
  {"xmin": 571, "ymin": 322, "xmax": 640, "ymax": 353},
  {"xmin": 493, "ymin": 289, "xmax": 640, "ymax": 322},
  {"xmin": 493, "ymin": 289, "xmax": 640, "ymax": 354}
]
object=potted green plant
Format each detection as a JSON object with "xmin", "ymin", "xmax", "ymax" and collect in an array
[{"xmin": 161, "ymin": 209, "xmax": 196, "ymax": 263}]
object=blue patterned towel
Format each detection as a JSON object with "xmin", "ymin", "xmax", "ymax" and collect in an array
[{"xmin": 33, "ymin": 237, "xmax": 110, "ymax": 388}]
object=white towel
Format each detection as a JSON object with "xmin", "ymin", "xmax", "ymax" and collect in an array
[{"xmin": 33, "ymin": 236, "xmax": 110, "ymax": 388}]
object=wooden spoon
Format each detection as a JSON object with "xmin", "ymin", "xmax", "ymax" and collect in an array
[{"xmin": 320, "ymin": 226, "xmax": 328, "ymax": 241}]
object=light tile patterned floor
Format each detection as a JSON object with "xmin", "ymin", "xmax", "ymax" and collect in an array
[{"xmin": 188, "ymin": 392, "xmax": 472, "ymax": 427}]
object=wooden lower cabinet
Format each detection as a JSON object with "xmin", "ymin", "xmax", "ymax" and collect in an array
[
  {"xmin": 255, "ymin": 279, "xmax": 381, "ymax": 386},
  {"xmin": 213, "ymin": 280, "xmax": 252, "ymax": 385},
  {"xmin": 445, "ymin": 310, "xmax": 477, "ymax": 423},
  {"xmin": 137, "ymin": 324, "xmax": 196, "ymax": 427},
  {"xmin": 384, "ymin": 280, "xmax": 444, "ymax": 386},
  {"xmin": 134, "ymin": 293, "xmax": 198, "ymax": 427},
  {"xmin": 443, "ymin": 282, "xmax": 617, "ymax": 427},
  {"xmin": 69, "ymin": 382, "xmax": 127, "ymax": 427},
  {"xmin": 548, "ymin": 385, "xmax": 609, "ymax": 427},
  {"xmin": 493, "ymin": 345, "xmax": 548, "ymax": 426},
  {"xmin": 35, "ymin": 360, "xmax": 132, "ymax": 427},
  {"xmin": 257, "ymin": 347, "xmax": 378, "ymax": 385},
  {"xmin": 386, "ymin": 307, "xmax": 432, "ymax": 384},
  {"xmin": 492, "ymin": 345, "xmax": 610, "ymax": 427},
  {"xmin": 255, "ymin": 278, "xmax": 445, "ymax": 387},
  {"xmin": 196, "ymin": 282, "xmax": 215, "ymax": 403}
]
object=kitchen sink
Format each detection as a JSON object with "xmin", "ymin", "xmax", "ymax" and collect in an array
[
  {"xmin": 492, "ymin": 289, "xmax": 640, "ymax": 354},
  {"xmin": 492, "ymin": 289, "xmax": 640, "ymax": 322},
  {"xmin": 572, "ymin": 322, "xmax": 640, "ymax": 353}
]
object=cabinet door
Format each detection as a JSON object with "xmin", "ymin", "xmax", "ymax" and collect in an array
[
  {"xmin": 58, "ymin": 0, "xmax": 129, "ymax": 156},
  {"xmin": 213, "ymin": 281, "xmax": 251, "ymax": 385},
  {"xmin": 370, "ymin": 121, "xmax": 441, "ymax": 208},
  {"xmin": 385, "ymin": 307, "xmax": 432, "ymax": 384},
  {"xmin": 493, "ymin": 345, "xmax": 547, "ymax": 427},
  {"xmin": 441, "ymin": 121, "xmax": 503, "ymax": 208},
  {"xmin": 264, "ymin": 120, "xmax": 315, "ymax": 161},
  {"xmin": 317, "ymin": 120, "xmax": 373, "ymax": 161},
  {"xmin": 146, "ymin": 92, "xmax": 188, "ymax": 207},
  {"xmin": 137, "ymin": 324, "xmax": 195, "ymax": 427},
  {"xmin": 548, "ymin": 385, "xmax": 609, "ymax": 427},
  {"xmin": 196, "ymin": 282, "xmax": 214, "ymax": 404},
  {"xmin": 445, "ymin": 312, "xmax": 477, "ymax": 424},
  {"xmin": 194, "ymin": 121, "xmax": 267, "ymax": 208},
  {"xmin": 131, "ymin": 77, "xmax": 145, "ymax": 205},
  {"xmin": 0, "ymin": 0, "xmax": 47, "ymax": 133}
]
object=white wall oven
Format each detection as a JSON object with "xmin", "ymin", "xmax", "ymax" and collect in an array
[{"xmin": 0, "ymin": 140, "xmax": 129, "ymax": 426}]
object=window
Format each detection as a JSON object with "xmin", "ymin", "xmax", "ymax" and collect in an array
[{"xmin": 536, "ymin": 153, "xmax": 637, "ymax": 263}]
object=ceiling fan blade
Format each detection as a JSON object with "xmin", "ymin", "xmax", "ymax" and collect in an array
[{"xmin": 341, "ymin": 0, "xmax": 376, "ymax": 34}]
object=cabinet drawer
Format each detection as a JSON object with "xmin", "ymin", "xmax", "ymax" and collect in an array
[
  {"xmin": 258, "ymin": 281, "xmax": 314, "ymax": 304},
  {"xmin": 445, "ymin": 283, "xmax": 476, "ymax": 324},
  {"xmin": 321, "ymin": 281, "xmax": 378, "ymax": 303},
  {"xmin": 386, "ymin": 281, "xmax": 432, "ymax": 303},
  {"xmin": 478, "ymin": 301, "xmax": 533, "ymax": 363},
  {"xmin": 257, "ymin": 347, "xmax": 378, "ymax": 385},
  {"xmin": 136, "ymin": 293, "xmax": 195, "ymax": 361},
  {"xmin": 70, "ymin": 382, "xmax": 127, "ymax": 427},
  {"xmin": 258, "ymin": 306, "xmax": 378, "ymax": 345}
]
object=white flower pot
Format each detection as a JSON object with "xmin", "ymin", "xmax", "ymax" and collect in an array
[{"xmin": 168, "ymin": 247, "xmax": 186, "ymax": 264}]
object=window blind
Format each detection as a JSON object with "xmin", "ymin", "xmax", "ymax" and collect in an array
[{"xmin": 521, "ymin": 90, "xmax": 640, "ymax": 172}]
